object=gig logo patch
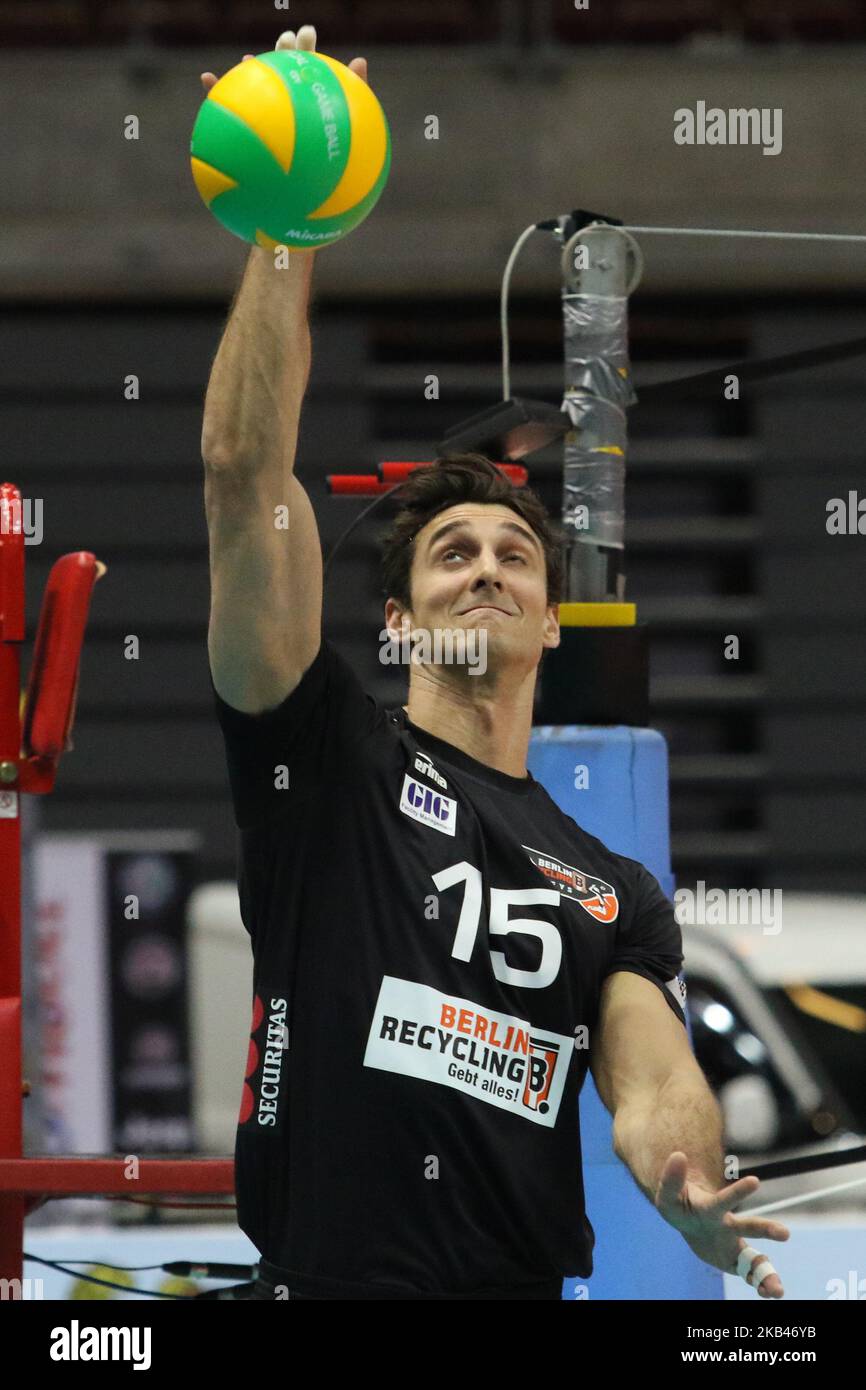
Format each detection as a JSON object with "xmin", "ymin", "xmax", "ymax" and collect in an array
[
  {"xmin": 364, "ymin": 976, "xmax": 572, "ymax": 1127},
  {"xmin": 522, "ymin": 845, "xmax": 619, "ymax": 923},
  {"xmin": 399, "ymin": 773, "xmax": 457, "ymax": 836},
  {"xmin": 238, "ymin": 990, "xmax": 289, "ymax": 1133}
]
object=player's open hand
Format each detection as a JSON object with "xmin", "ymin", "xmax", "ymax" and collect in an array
[
  {"xmin": 200, "ymin": 23, "xmax": 369, "ymax": 93},
  {"xmin": 654, "ymin": 1151, "xmax": 790, "ymax": 1298}
]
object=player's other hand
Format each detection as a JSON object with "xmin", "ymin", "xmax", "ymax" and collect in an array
[
  {"xmin": 655, "ymin": 1152, "xmax": 789, "ymax": 1299},
  {"xmin": 200, "ymin": 24, "xmax": 369, "ymax": 93}
]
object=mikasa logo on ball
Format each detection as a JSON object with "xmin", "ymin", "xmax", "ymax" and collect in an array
[{"xmin": 399, "ymin": 774, "xmax": 457, "ymax": 836}]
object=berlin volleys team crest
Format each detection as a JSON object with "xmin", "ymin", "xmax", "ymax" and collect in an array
[{"xmin": 522, "ymin": 846, "xmax": 620, "ymax": 923}]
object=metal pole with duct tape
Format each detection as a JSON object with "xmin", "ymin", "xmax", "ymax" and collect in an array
[
  {"xmin": 561, "ymin": 221, "xmax": 640, "ymax": 603},
  {"xmin": 536, "ymin": 220, "xmax": 648, "ymax": 726}
]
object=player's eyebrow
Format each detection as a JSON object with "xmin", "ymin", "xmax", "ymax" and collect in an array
[{"xmin": 425, "ymin": 519, "xmax": 541, "ymax": 555}]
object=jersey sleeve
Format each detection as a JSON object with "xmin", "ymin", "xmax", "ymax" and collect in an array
[
  {"xmin": 211, "ymin": 636, "xmax": 381, "ymax": 830},
  {"xmin": 605, "ymin": 860, "xmax": 687, "ymax": 1027}
]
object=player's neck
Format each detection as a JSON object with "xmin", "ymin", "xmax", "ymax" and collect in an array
[{"xmin": 402, "ymin": 675, "xmax": 535, "ymax": 779}]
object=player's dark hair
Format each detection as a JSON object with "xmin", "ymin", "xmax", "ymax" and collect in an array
[{"xmin": 380, "ymin": 453, "xmax": 564, "ymax": 611}]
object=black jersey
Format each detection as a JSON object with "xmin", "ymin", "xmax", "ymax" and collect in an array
[{"xmin": 212, "ymin": 637, "xmax": 686, "ymax": 1299}]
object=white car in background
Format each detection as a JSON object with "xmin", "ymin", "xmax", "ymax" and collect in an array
[{"xmin": 681, "ymin": 893, "xmax": 866, "ymax": 1214}]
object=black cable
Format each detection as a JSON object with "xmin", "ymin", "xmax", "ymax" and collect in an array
[
  {"xmin": 322, "ymin": 484, "xmax": 402, "ymax": 587},
  {"xmin": 26, "ymin": 1258, "xmax": 170, "ymax": 1271},
  {"xmin": 636, "ymin": 334, "xmax": 866, "ymax": 402},
  {"xmin": 740, "ymin": 1141, "xmax": 866, "ymax": 1184},
  {"xmin": 24, "ymin": 1252, "xmax": 190, "ymax": 1299}
]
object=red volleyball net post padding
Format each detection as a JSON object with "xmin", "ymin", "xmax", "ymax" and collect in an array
[
  {"xmin": 325, "ymin": 460, "xmax": 529, "ymax": 496},
  {"xmin": 0, "ymin": 484, "xmax": 234, "ymax": 1285}
]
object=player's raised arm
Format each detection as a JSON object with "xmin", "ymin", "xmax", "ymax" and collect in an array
[
  {"xmin": 201, "ymin": 26, "xmax": 369, "ymax": 716},
  {"xmin": 202, "ymin": 236, "xmax": 322, "ymax": 715}
]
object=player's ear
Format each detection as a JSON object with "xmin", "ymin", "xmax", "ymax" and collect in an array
[
  {"xmin": 544, "ymin": 605, "xmax": 561, "ymax": 649},
  {"xmin": 384, "ymin": 598, "xmax": 412, "ymax": 641}
]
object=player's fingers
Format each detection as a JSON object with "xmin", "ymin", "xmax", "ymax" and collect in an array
[
  {"xmin": 713, "ymin": 1176, "xmax": 760, "ymax": 1210},
  {"xmin": 296, "ymin": 24, "xmax": 317, "ymax": 50},
  {"xmin": 737, "ymin": 1245, "xmax": 784, "ymax": 1299},
  {"xmin": 349, "ymin": 57, "xmax": 369, "ymax": 84},
  {"xmin": 758, "ymin": 1273, "xmax": 784, "ymax": 1299},
  {"xmin": 201, "ymin": 54, "xmax": 254, "ymax": 92},
  {"xmin": 275, "ymin": 30, "xmax": 296, "ymax": 50},
  {"xmin": 654, "ymin": 1151, "xmax": 688, "ymax": 1209},
  {"xmin": 727, "ymin": 1215, "xmax": 791, "ymax": 1242}
]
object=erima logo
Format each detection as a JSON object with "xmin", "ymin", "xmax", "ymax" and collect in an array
[
  {"xmin": 399, "ymin": 774, "xmax": 457, "ymax": 836},
  {"xmin": 414, "ymin": 753, "xmax": 447, "ymax": 789}
]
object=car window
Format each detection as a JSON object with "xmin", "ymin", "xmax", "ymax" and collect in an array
[
  {"xmin": 763, "ymin": 985, "xmax": 866, "ymax": 1135},
  {"xmin": 687, "ymin": 977, "xmax": 844, "ymax": 1152}
]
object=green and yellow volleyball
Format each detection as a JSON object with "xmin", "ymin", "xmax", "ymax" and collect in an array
[{"xmin": 190, "ymin": 49, "xmax": 391, "ymax": 250}]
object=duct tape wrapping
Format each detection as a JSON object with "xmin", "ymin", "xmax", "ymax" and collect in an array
[
  {"xmin": 563, "ymin": 294, "xmax": 635, "ymax": 406},
  {"xmin": 562, "ymin": 405, "xmax": 626, "ymax": 550},
  {"xmin": 561, "ymin": 293, "xmax": 635, "ymax": 552}
]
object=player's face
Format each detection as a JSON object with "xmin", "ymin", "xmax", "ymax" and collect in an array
[{"xmin": 395, "ymin": 503, "xmax": 560, "ymax": 673}]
